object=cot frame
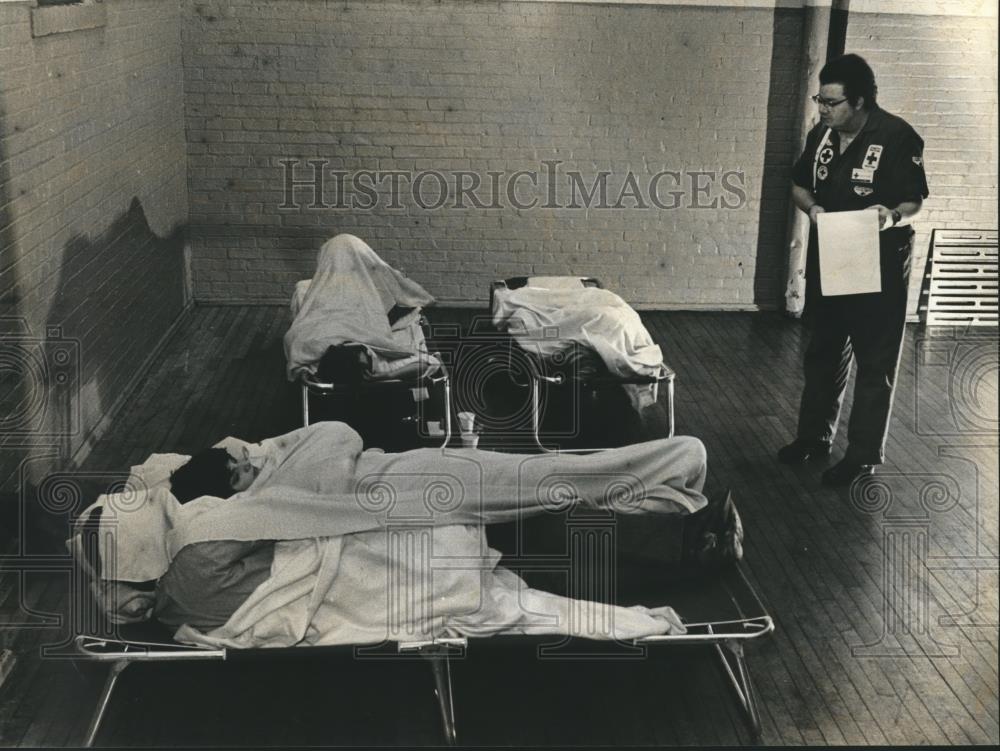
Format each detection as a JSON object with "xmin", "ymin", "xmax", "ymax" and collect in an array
[
  {"xmin": 72, "ymin": 633, "xmax": 467, "ymax": 748},
  {"xmin": 525, "ymin": 361, "xmax": 676, "ymax": 451},
  {"xmin": 297, "ymin": 311, "xmax": 453, "ymax": 446},
  {"xmin": 489, "ymin": 278, "xmax": 676, "ymax": 450},
  {"xmin": 301, "ymin": 363, "xmax": 453, "ymax": 448},
  {"xmin": 73, "ymin": 565, "xmax": 771, "ymax": 746}
]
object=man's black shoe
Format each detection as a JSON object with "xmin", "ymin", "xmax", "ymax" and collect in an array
[
  {"xmin": 681, "ymin": 490, "xmax": 744, "ymax": 566},
  {"xmin": 777, "ymin": 439, "xmax": 832, "ymax": 464},
  {"xmin": 821, "ymin": 458, "xmax": 875, "ymax": 487}
]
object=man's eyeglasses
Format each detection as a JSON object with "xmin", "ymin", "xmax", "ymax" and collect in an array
[{"xmin": 811, "ymin": 94, "xmax": 849, "ymax": 108}]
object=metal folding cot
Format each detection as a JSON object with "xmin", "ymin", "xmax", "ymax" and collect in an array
[
  {"xmin": 75, "ymin": 561, "xmax": 772, "ymax": 746},
  {"xmin": 487, "ymin": 276, "xmax": 676, "ymax": 452}
]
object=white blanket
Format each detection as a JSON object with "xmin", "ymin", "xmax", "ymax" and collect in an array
[
  {"xmin": 284, "ymin": 234, "xmax": 439, "ymax": 380},
  {"xmin": 166, "ymin": 422, "xmax": 708, "ymax": 557},
  {"xmin": 174, "ymin": 526, "xmax": 686, "ymax": 648},
  {"xmin": 492, "ymin": 285, "xmax": 663, "ymax": 379},
  {"xmin": 165, "ymin": 422, "xmax": 705, "ymax": 647}
]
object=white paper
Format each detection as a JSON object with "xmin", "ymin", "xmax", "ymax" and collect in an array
[{"xmin": 817, "ymin": 209, "xmax": 882, "ymax": 296}]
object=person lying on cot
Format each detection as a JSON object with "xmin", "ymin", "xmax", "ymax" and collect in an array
[
  {"xmin": 164, "ymin": 422, "xmax": 741, "ymax": 617},
  {"xmin": 70, "ymin": 422, "xmax": 743, "ymax": 646},
  {"xmin": 284, "ymin": 233, "xmax": 441, "ymax": 382},
  {"xmin": 165, "ymin": 420, "xmax": 742, "ymax": 562}
]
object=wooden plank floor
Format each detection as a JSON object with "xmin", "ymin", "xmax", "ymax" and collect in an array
[{"xmin": 0, "ymin": 305, "xmax": 996, "ymax": 747}]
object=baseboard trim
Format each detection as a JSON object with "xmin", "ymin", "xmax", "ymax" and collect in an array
[
  {"xmin": 194, "ymin": 298, "xmax": 288, "ymax": 307},
  {"xmin": 193, "ymin": 297, "xmax": 772, "ymax": 312}
]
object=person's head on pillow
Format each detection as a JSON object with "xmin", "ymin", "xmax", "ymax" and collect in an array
[
  {"xmin": 169, "ymin": 446, "xmax": 259, "ymax": 503},
  {"xmin": 74, "ymin": 505, "xmax": 157, "ymax": 623}
]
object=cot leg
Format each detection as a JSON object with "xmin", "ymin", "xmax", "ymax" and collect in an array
[
  {"xmin": 441, "ymin": 377, "xmax": 452, "ymax": 448},
  {"xmin": 666, "ymin": 377, "xmax": 675, "ymax": 438},
  {"xmin": 82, "ymin": 659, "xmax": 129, "ymax": 748},
  {"xmin": 302, "ymin": 383, "xmax": 310, "ymax": 426},
  {"xmin": 714, "ymin": 640, "xmax": 762, "ymax": 741},
  {"xmin": 530, "ymin": 378, "xmax": 550, "ymax": 452},
  {"xmin": 422, "ymin": 649, "xmax": 457, "ymax": 746}
]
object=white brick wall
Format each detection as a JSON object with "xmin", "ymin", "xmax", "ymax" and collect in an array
[
  {"xmin": 845, "ymin": 11, "xmax": 999, "ymax": 314},
  {"xmin": 182, "ymin": 0, "xmax": 788, "ymax": 308},
  {"xmin": 0, "ymin": 0, "xmax": 189, "ymax": 472}
]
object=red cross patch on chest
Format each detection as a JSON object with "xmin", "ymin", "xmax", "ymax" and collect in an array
[{"xmin": 863, "ymin": 144, "xmax": 883, "ymax": 170}]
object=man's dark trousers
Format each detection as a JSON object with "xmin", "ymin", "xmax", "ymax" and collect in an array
[{"xmin": 797, "ymin": 231, "xmax": 913, "ymax": 465}]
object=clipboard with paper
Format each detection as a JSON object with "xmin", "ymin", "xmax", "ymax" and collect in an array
[{"xmin": 817, "ymin": 209, "xmax": 881, "ymax": 296}]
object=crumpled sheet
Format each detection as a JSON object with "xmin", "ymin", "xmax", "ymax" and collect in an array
[
  {"xmin": 492, "ymin": 285, "xmax": 663, "ymax": 379},
  {"xmin": 173, "ymin": 525, "xmax": 686, "ymax": 649},
  {"xmin": 284, "ymin": 234, "xmax": 439, "ymax": 380}
]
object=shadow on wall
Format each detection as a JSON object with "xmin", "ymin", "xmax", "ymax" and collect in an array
[
  {"xmin": 0, "ymin": 103, "xmax": 28, "ymax": 552},
  {"xmin": 2, "ymin": 197, "xmax": 187, "ymax": 555},
  {"xmin": 753, "ymin": 7, "xmax": 805, "ymax": 310}
]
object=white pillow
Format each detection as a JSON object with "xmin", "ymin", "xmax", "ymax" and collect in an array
[{"xmin": 525, "ymin": 276, "xmax": 589, "ymax": 290}]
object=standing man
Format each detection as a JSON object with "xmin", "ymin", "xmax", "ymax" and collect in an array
[{"xmin": 779, "ymin": 54, "xmax": 929, "ymax": 486}]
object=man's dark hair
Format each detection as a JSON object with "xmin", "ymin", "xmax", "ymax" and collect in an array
[
  {"xmin": 169, "ymin": 448, "xmax": 235, "ymax": 503},
  {"xmin": 820, "ymin": 53, "xmax": 878, "ymax": 109}
]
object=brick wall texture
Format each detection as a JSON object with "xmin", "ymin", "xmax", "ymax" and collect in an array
[
  {"xmin": 180, "ymin": 0, "xmax": 998, "ymax": 312},
  {"xmin": 0, "ymin": 0, "xmax": 188, "ymax": 479},
  {"xmin": 845, "ymin": 11, "xmax": 999, "ymax": 307},
  {"xmin": 181, "ymin": 0, "xmax": 784, "ymax": 307}
]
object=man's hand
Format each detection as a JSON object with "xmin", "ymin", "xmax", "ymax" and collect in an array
[
  {"xmin": 808, "ymin": 204, "xmax": 826, "ymax": 225},
  {"xmin": 869, "ymin": 204, "xmax": 894, "ymax": 231}
]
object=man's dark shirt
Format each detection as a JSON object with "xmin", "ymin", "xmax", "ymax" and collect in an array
[
  {"xmin": 792, "ymin": 105, "xmax": 929, "ymax": 300},
  {"xmin": 793, "ymin": 105, "xmax": 929, "ymax": 240}
]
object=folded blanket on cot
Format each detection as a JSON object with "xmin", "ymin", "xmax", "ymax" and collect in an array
[
  {"xmin": 284, "ymin": 234, "xmax": 441, "ymax": 381},
  {"xmin": 492, "ymin": 285, "xmax": 663, "ymax": 379}
]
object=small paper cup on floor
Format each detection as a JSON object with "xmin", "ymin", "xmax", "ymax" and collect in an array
[{"xmin": 458, "ymin": 411, "xmax": 476, "ymax": 434}]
